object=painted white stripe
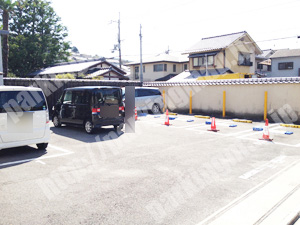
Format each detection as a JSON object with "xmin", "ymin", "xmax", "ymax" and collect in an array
[
  {"xmin": 196, "ymin": 159, "xmax": 300, "ymax": 225},
  {"xmin": 0, "ymin": 145, "xmax": 73, "ymax": 167}
]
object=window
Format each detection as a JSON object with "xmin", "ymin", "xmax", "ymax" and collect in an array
[
  {"xmin": 184, "ymin": 64, "xmax": 188, "ymax": 70},
  {"xmin": 63, "ymin": 91, "xmax": 72, "ymax": 104},
  {"xmin": 278, "ymin": 62, "xmax": 293, "ymax": 70},
  {"xmin": 153, "ymin": 64, "xmax": 167, "ymax": 72},
  {"xmin": 238, "ymin": 52, "xmax": 252, "ymax": 66},
  {"xmin": 134, "ymin": 66, "xmax": 139, "ymax": 79},
  {"xmin": 73, "ymin": 91, "xmax": 87, "ymax": 104},
  {"xmin": 95, "ymin": 89, "xmax": 120, "ymax": 104},
  {"xmin": 0, "ymin": 91, "xmax": 47, "ymax": 113},
  {"xmin": 192, "ymin": 55, "xmax": 214, "ymax": 67},
  {"xmin": 173, "ymin": 64, "xmax": 176, "ymax": 72},
  {"xmin": 267, "ymin": 65, "xmax": 271, "ymax": 71},
  {"xmin": 257, "ymin": 62, "xmax": 263, "ymax": 70}
]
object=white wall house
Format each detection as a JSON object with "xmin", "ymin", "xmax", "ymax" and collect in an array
[
  {"xmin": 125, "ymin": 53, "xmax": 189, "ymax": 82},
  {"xmin": 270, "ymin": 49, "xmax": 300, "ymax": 77}
]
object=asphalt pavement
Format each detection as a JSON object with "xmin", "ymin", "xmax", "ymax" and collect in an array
[{"xmin": 0, "ymin": 114, "xmax": 300, "ymax": 225}]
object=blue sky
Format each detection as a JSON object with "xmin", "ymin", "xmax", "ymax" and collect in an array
[{"xmin": 51, "ymin": 0, "xmax": 300, "ymax": 61}]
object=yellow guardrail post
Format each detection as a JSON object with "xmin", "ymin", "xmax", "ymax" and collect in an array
[
  {"xmin": 189, "ymin": 90, "xmax": 192, "ymax": 114},
  {"xmin": 264, "ymin": 91, "xmax": 268, "ymax": 121},
  {"xmin": 223, "ymin": 91, "xmax": 226, "ymax": 118},
  {"xmin": 163, "ymin": 90, "xmax": 166, "ymax": 113}
]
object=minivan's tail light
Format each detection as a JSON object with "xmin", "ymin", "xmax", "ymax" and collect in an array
[
  {"xmin": 92, "ymin": 108, "xmax": 101, "ymax": 114},
  {"xmin": 119, "ymin": 106, "xmax": 124, "ymax": 111},
  {"xmin": 46, "ymin": 111, "xmax": 50, "ymax": 124}
]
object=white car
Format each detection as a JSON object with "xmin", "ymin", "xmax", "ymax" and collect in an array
[
  {"xmin": 0, "ymin": 86, "xmax": 50, "ymax": 150},
  {"xmin": 122, "ymin": 87, "xmax": 164, "ymax": 114}
]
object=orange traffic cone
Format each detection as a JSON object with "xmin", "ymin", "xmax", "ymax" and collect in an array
[
  {"xmin": 208, "ymin": 117, "xmax": 219, "ymax": 132},
  {"xmin": 135, "ymin": 107, "xmax": 138, "ymax": 121},
  {"xmin": 164, "ymin": 109, "xmax": 170, "ymax": 126},
  {"xmin": 260, "ymin": 119, "xmax": 273, "ymax": 141}
]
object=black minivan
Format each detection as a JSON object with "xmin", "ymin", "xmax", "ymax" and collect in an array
[{"xmin": 52, "ymin": 86, "xmax": 124, "ymax": 134}]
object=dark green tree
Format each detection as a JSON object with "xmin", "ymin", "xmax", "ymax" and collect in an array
[
  {"xmin": 0, "ymin": 0, "xmax": 16, "ymax": 77},
  {"xmin": 8, "ymin": 0, "xmax": 70, "ymax": 76}
]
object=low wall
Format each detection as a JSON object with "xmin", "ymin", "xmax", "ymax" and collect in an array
[{"xmin": 145, "ymin": 78, "xmax": 300, "ymax": 124}]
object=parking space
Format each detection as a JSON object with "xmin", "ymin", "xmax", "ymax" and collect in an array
[
  {"xmin": 0, "ymin": 144, "xmax": 73, "ymax": 168},
  {"xmin": 1, "ymin": 113, "xmax": 300, "ymax": 225},
  {"xmin": 137, "ymin": 113, "xmax": 300, "ymax": 148}
]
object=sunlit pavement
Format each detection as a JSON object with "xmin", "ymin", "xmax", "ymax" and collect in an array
[{"xmin": 0, "ymin": 114, "xmax": 300, "ymax": 225}]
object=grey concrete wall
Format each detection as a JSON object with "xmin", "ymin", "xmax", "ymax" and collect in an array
[
  {"xmin": 270, "ymin": 57, "xmax": 300, "ymax": 77},
  {"xmin": 158, "ymin": 83, "xmax": 300, "ymax": 123}
]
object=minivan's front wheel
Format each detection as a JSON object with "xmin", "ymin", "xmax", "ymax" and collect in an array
[
  {"xmin": 84, "ymin": 120, "xmax": 94, "ymax": 134},
  {"xmin": 151, "ymin": 104, "xmax": 161, "ymax": 114},
  {"xmin": 53, "ymin": 115, "xmax": 61, "ymax": 127},
  {"xmin": 37, "ymin": 143, "xmax": 48, "ymax": 150}
]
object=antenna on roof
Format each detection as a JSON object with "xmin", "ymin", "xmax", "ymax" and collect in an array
[{"xmin": 165, "ymin": 46, "xmax": 170, "ymax": 54}]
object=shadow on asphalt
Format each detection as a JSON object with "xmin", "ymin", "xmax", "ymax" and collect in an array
[
  {"xmin": 0, "ymin": 146, "xmax": 47, "ymax": 169},
  {"xmin": 50, "ymin": 125, "xmax": 124, "ymax": 143}
]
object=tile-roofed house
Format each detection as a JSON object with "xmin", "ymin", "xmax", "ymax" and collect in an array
[
  {"xmin": 184, "ymin": 31, "xmax": 248, "ymax": 54},
  {"xmin": 269, "ymin": 49, "xmax": 300, "ymax": 77},
  {"xmin": 28, "ymin": 58, "xmax": 128, "ymax": 80},
  {"xmin": 125, "ymin": 53, "xmax": 189, "ymax": 81},
  {"xmin": 172, "ymin": 31, "xmax": 262, "ymax": 81},
  {"xmin": 255, "ymin": 49, "xmax": 276, "ymax": 77}
]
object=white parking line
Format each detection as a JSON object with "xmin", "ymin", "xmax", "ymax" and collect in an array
[{"xmin": 0, "ymin": 145, "xmax": 73, "ymax": 167}]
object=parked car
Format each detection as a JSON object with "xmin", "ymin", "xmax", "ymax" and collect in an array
[
  {"xmin": 122, "ymin": 87, "xmax": 164, "ymax": 114},
  {"xmin": 0, "ymin": 86, "xmax": 50, "ymax": 150},
  {"xmin": 52, "ymin": 86, "xmax": 124, "ymax": 134}
]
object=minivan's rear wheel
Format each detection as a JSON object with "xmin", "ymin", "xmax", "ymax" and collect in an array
[
  {"xmin": 84, "ymin": 120, "xmax": 94, "ymax": 134},
  {"xmin": 53, "ymin": 115, "xmax": 61, "ymax": 127},
  {"xmin": 37, "ymin": 143, "xmax": 48, "ymax": 150},
  {"xmin": 114, "ymin": 123, "xmax": 124, "ymax": 131},
  {"xmin": 151, "ymin": 104, "xmax": 161, "ymax": 114}
]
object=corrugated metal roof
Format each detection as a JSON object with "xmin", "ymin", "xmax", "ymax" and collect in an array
[
  {"xmin": 184, "ymin": 31, "xmax": 246, "ymax": 54},
  {"xmin": 144, "ymin": 77, "xmax": 300, "ymax": 87},
  {"xmin": 270, "ymin": 49, "xmax": 300, "ymax": 58}
]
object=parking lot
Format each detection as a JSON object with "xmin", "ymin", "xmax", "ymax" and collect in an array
[{"xmin": 1, "ymin": 114, "xmax": 300, "ymax": 225}]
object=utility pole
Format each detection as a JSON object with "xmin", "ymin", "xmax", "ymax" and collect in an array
[
  {"xmin": 110, "ymin": 13, "xmax": 122, "ymax": 69},
  {"xmin": 118, "ymin": 12, "xmax": 121, "ymax": 69},
  {"xmin": 139, "ymin": 24, "xmax": 143, "ymax": 82}
]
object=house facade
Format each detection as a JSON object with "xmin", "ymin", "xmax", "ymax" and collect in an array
[
  {"xmin": 270, "ymin": 49, "xmax": 300, "ymax": 77},
  {"xmin": 125, "ymin": 53, "xmax": 189, "ymax": 81},
  {"xmin": 255, "ymin": 49, "xmax": 275, "ymax": 76},
  {"xmin": 169, "ymin": 31, "xmax": 262, "ymax": 81}
]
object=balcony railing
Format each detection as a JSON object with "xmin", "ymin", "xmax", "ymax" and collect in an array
[{"xmin": 238, "ymin": 61, "xmax": 253, "ymax": 66}]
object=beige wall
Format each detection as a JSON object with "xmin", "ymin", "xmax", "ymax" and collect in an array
[
  {"xmin": 129, "ymin": 62, "xmax": 189, "ymax": 81},
  {"xmin": 158, "ymin": 83, "xmax": 300, "ymax": 123}
]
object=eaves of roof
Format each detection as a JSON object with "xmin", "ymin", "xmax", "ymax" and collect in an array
[{"xmin": 143, "ymin": 77, "xmax": 300, "ymax": 87}]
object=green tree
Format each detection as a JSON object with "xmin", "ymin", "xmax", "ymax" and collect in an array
[
  {"xmin": 8, "ymin": 0, "xmax": 70, "ymax": 76},
  {"xmin": 0, "ymin": 0, "xmax": 16, "ymax": 77}
]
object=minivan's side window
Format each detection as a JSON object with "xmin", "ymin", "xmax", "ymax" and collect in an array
[
  {"xmin": 73, "ymin": 91, "xmax": 87, "ymax": 104},
  {"xmin": 63, "ymin": 91, "xmax": 72, "ymax": 104}
]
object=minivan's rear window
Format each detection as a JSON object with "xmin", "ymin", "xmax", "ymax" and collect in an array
[
  {"xmin": 95, "ymin": 88, "xmax": 120, "ymax": 105},
  {"xmin": 0, "ymin": 91, "xmax": 47, "ymax": 113}
]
